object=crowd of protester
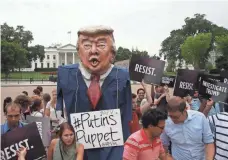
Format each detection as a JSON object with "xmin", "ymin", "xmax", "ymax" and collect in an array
[
  {"xmin": 2, "ymin": 86, "xmax": 84, "ymax": 160},
  {"xmin": 2, "ymin": 84, "xmax": 228, "ymax": 160},
  {"xmin": 127, "ymin": 83, "xmax": 228, "ymax": 160}
]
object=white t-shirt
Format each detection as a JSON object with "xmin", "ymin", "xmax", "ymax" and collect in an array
[{"xmin": 46, "ymin": 101, "xmax": 59, "ymax": 126}]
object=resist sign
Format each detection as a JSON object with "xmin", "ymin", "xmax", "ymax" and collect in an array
[{"xmin": 70, "ymin": 109, "xmax": 124, "ymax": 149}]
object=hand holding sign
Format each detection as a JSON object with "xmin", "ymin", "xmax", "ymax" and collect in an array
[{"xmin": 16, "ymin": 147, "xmax": 27, "ymax": 159}]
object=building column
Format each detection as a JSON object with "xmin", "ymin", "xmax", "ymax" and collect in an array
[
  {"xmin": 57, "ymin": 52, "xmax": 59, "ymax": 67},
  {"xmin": 65, "ymin": 52, "xmax": 67, "ymax": 65},
  {"xmin": 73, "ymin": 52, "xmax": 75, "ymax": 64}
]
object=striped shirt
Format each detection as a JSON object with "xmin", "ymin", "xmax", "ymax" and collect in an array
[
  {"xmin": 208, "ymin": 112, "xmax": 228, "ymax": 160},
  {"xmin": 123, "ymin": 129, "xmax": 165, "ymax": 160}
]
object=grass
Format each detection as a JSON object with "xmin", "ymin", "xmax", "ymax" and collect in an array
[{"xmin": 1, "ymin": 72, "xmax": 51, "ymax": 80}]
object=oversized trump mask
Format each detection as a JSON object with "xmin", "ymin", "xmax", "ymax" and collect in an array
[{"xmin": 77, "ymin": 26, "xmax": 116, "ymax": 75}]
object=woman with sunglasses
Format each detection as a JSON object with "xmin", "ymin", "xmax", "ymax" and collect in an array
[{"xmin": 48, "ymin": 122, "xmax": 84, "ymax": 160}]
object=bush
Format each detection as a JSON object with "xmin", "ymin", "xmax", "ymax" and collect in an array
[
  {"xmin": 34, "ymin": 68, "xmax": 57, "ymax": 72},
  {"xmin": 41, "ymin": 72, "xmax": 57, "ymax": 75}
]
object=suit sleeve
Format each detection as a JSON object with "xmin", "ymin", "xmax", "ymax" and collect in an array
[
  {"xmin": 56, "ymin": 66, "xmax": 63, "ymax": 112},
  {"xmin": 122, "ymin": 79, "xmax": 133, "ymax": 141},
  {"xmin": 125, "ymin": 79, "xmax": 133, "ymax": 123}
]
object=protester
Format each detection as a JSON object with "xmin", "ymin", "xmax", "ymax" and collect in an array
[
  {"xmin": 123, "ymin": 108, "xmax": 173, "ymax": 160},
  {"xmin": 130, "ymin": 93, "xmax": 141, "ymax": 134},
  {"xmin": 154, "ymin": 85, "xmax": 170, "ymax": 112},
  {"xmin": 139, "ymin": 81, "xmax": 153, "ymax": 114},
  {"xmin": 33, "ymin": 89, "xmax": 41, "ymax": 97},
  {"xmin": 45, "ymin": 89, "xmax": 59, "ymax": 128},
  {"xmin": 14, "ymin": 95, "xmax": 31, "ymax": 121},
  {"xmin": 30, "ymin": 98, "xmax": 43, "ymax": 117},
  {"xmin": 1, "ymin": 103, "xmax": 26, "ymax": 134},
  {"xmin": 56, "ymin": 26, "xmax": 132, "ymax": 160},
  {"xmin": 42, "ymin": 93, "xmax": 51, "ymax": 114},
  {"xmin": 208, "ymin": 112, "xmax": 228, "ymax": 160},
  {"xmin": 136, "ymin": 88, "xmax": 145, "ymax": 106},
  {"xmin": 160, "ymin": 96, "xmax": 215, "ymax": 160},
  {"xmin": 190, "ymin": 90, "xmax": 201, "ymax": 111},
  {"xmin": 47, "ymin": 122, "xmax": 84, "ymax": 160},
  {"xmin": 3, "ymin": 97, "xmax": 12, "ymax": 114},
  {"xmin": 37, "ymin": 86, "xmax": 43, "ymax": 96},
  {"xmin": 22, "ymin": 91, "xmax": 28, "ymax": 96}
]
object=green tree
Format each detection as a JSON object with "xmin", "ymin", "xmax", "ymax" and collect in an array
[
  {"xmin": 181, "ymin": 33, "xmax": 212, "ymax": 69},
  {"xmin": 1, "ymin": 41, "xmax": 27, "ymax": 77},
  {"xmin": 1, "ymin": 23, "xmax": 45, "ymax": 68},
  {"xmin": 160, "ymin": 14, "xmax": 228, "ymax": 67},
  {"xmin": 115, "ymin": 47, "xmax": 132, "ymax": 62},
  {"xmin": 215, "ymin": 34, "xmax": 228, "ymax": 69},
  {"xmin": 115, "ymin": 46, "xmax": 151, "ymax": 62}
]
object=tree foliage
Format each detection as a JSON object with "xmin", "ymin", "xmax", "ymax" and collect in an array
[
  {"xmin": 1, "ymin": 41, "xmax": 27, "ymax": 77},
  {"xmin": 1, "ymin": 23, "xmax": 45, "ymax": 74},
  {"xmin": 115, "ymin": 47, "xmax": 152, "ymax": 62},
  {"xmin": 215, "ymin": 35, "xmax": 228, "ymax": 69},
  {"xmin": 160, "ymin": 13, "xmax": 228, "ymax": 69},
  {"xmin": 181, "ymin": 33, "xmax": 212, "ymax": 69}
]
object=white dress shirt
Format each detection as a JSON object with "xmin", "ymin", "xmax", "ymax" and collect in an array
[{"xmin": 78, "ymin": 62, "xmax": 114, "ymax": 87}]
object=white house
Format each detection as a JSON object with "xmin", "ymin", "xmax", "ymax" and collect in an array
[{"xmin": 22, "ymin": 44, "xmax": 79, "ymax": 71}]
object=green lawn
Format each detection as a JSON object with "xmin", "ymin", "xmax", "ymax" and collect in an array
[
  {"xmin": 1, "ymin": 72, "xmax": 51, "ymax": 80},
  {"xmin": 1, "ymin": 71, "xmax": 176, "ymax": 80}
]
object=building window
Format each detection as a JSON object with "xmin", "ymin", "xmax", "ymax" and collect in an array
[
  {"xmin": 41, "ymin": 63, "xmax": 43, "ymax": 68},
  {"xmin": 35, "ymin": 63, "xmax": 37, "ymax": 68},
  {"xmin": 53, "ymin": 55, "xmax": 56, "ymax": 60},
  {"xmin": 47, "ymin": 63, "xmax": 50, "ymax": 68},
  {"xmin": 53, "ymin": 63, "xmax": 56, "ymax": 68},
  {"xmin": 47, "ymin": 55, "xmax": 50, "ymax": 59}
]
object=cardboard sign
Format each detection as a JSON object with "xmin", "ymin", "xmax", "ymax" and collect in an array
[
  {"xmin": 173, "ymin": 69, "xmax": 201, "ymax": 97},
  {"xmin": 1, "ymin": 122, "xmax": 46, "ymax": 160},
  {"xmin": 199, "ymin": 74, "xmax": 228, "ymax": 103},
  {"xmin": 26, "ymin": 115, "xmax": 51, "ymax": 147},
  {"xmin": 220, "ymin": 70, "xmax": 228, "ymax": 84},
  {"xmin": 70, "ymin": 109, "xmax": 124, "ymax": 149},
  {"xmin": 129, "ymin": 54, "xmax": 165, "ymax": 84},
  {"xmin": 160, "ymin": 76, "xmax": 176, "ymax": 87},
  {"xmin": 199, "ymin": 74, "xmax": 221, "ymax": 82}
]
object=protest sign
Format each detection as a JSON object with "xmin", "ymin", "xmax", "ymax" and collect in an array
[
  {"xmin": 220, "ymin": 70, "xmax": 228, "ymax": 84},
  {"xmin": 26, "ymin": 115, "xmax": 51, "ymax": 147},
  {"xmin": 129, "ymin": 54, "xmax": 165, "ymax": 85},
  {"xmin": 160, "ymin": 75, "xmax": 176, "ymax": 87},
  {"xmin": 173, "ymin": 69, "xmax": 201, "ymax": 97},
  {"xmin": 199, "ymin": 74, "xmax": 228, "ymax": 103},
  {"xmin": 1, "ymin": 122, "xmax": 46, "ymax": 160},
  {"xmin": 70, "ymin": 109, "xmax": 124, "ymax": 149}
]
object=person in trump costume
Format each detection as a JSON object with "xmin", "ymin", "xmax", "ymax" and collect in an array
[{"xmin": 56, "ymin": 26, "xmax": 132, "ymax": 160}]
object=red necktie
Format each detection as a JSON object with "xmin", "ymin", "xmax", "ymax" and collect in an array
[{"xmin": 87, "ymin": 74, "xmax": 101, "ymax": 109}]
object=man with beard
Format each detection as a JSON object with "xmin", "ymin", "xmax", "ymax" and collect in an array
[{"xmin": 56, "ymin": 26, "xmax": 132, "ymax": 160}]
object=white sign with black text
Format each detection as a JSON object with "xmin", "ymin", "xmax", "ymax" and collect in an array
[{"xmin": 70, "ymin": 109, "xmax": 124, "ymax": 149}]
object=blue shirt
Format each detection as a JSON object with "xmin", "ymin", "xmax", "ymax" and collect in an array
[
  {"xmin": 207, "ymin": 102, "xmax": 220, "ymax": 116},
  {"xmin": 191, "ymin": 98, "xmax": 201, "ymax": 111},
  {"xmin": 160, "ymin": 110, "xmax": 214, "ymax": 160},
  {"xmin": 1, "ymin": 121, "xmax": 25, "ymax": 135}
]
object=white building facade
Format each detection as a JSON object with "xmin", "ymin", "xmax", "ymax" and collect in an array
[{"xmin": 29, "ymin": 44, "xmax": 79, "ymax": 71}]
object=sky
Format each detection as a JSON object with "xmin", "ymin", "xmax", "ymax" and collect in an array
[{"xmin": 1, "ymin": 0, "xmax": 228, "ymax": 56}]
